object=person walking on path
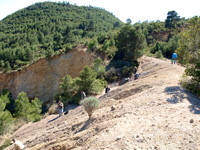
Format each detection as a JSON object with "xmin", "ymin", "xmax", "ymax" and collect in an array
[
  {"xmin": 57, "ymin": 101, "xmax": 64, "ymax": 117},
  {"xmin": 11, "ymin": 138, "xmax": 25, "ymax": 150},
  {"xmin": 172, "ymin": 52, "xmax": 177, "ymax": 64}
]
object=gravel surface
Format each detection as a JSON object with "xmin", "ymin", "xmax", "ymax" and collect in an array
[{"xmin": 5, "ymin": 56, "xmax": 200, "ymax": 150}]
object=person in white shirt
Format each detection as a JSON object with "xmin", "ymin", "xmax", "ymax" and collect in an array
[
  {"xmin": 81, "ymin": 91, "xmax": 86, "ymax": 100},
  {"xmin": 57, "ymin": 101, "xmax": 64, "ymax": 117},
  {"xmin": 11, "ymin": 138, "xmax": 25, "ymax": 150}
]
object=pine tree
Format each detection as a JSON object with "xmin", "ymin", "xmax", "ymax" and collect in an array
[
  {"xmin": 30, "ymin": 98, "xmax": 42, "ymax": 122},
  {"xmin": 14, "ymin": 92, "xmax": 42, "ymax": 122},
  {"xmin": 0, "ymin": 110, "xmax": 14, "ymax": 135},
  {"xmin": 165, "ymin": 10, "xmax": 180, "ymax": 29},
  {"xmin": 91, "ymin": 57, "xmax": 105, "ymax": 79},
  {"xmin": 0, "ymin": 95, "xmax": 14, "ymax": 135},
  {"xmin": 78, "ymin": 66, "xmax": 97, "ymax": 93},
  {"xmin": 4, "ymin": 61, "xmax": 11, "ymax": 73},
  {"xmin": 59, "ymin": 75, "xmax": 78, "ymax": 101}
]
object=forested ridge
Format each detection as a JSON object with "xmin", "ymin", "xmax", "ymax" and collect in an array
[
  {"xmin": 0, "ymin": 1, "xmax": 123, "ymax": 72},
  {"xmin": 0, "ymin": 3, "xmax": 190, "ymax": 73}
]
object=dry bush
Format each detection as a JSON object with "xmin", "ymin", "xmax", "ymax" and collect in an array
[
  {"xmin": 12, "ymin": 118, "xmax": 26, "ymax": 132},
  {"xmin": 80, "ymin": 97, "xmax": 100, "ymax": 118},
  {"xmin": 0, "ymin": 135, "xmax": 11, "ymax": 149},
  {"xmin": 43, "ymin": 103, "xmax": 58, "ymax": 118}
]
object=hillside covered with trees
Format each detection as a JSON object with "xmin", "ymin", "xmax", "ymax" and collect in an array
[{"xmin": 0, "ymin": 1, "xmax": 123, "ymax": 72}]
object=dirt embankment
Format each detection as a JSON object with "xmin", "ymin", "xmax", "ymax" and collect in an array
[
  {"xmin": 0, "ymin": 45, "xmax": 94, "ymax": 102},
  {"xmin": 4, "ymin": 56, "xmax": 200, "ymax": 150}
]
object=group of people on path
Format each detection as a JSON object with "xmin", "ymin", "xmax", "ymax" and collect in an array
[
  {"xmin": 10, "ymin": 52, "xmax": 178, "ymax": 150},
  {"xmin": 56, "ymin": 52, "xmax": 178, "ymax": 118}
]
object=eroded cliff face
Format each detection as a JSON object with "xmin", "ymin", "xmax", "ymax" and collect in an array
[
  {"xmin": 0, "ymin": 45, "xmax": 94, "ymax": 102},
  {"xmin": 149, "ymin": 31, "xmax": 170, "ymax": 42}
]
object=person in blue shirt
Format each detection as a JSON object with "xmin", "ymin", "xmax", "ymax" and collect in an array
[{"xmin": 172, "ymin": 52, "xmax": 177, "ymax": 64}]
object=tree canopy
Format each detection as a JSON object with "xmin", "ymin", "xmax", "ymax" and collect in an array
[
  {"xmin": 115, "ymin": 24, "xmax": 146, "ymax": 61},
  {"xmin": 176, "ymin": 16, "xmax": 200, "ymax": 96},
  {"xmin": 0, "ymin": 1, "xmax": 123, "ymax": 72},
  {"xmin": 165, "ymin": 10, "xmax": 180, "ymax": 29}
]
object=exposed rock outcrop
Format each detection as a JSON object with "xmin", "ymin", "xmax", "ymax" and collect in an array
[
  {"xmin": 0, "ymin": 45, "xmax": 95, "ymax": 102},
  {"xmin": 149, "ymin": 31, "xmax": 170, "ymax": 42}
]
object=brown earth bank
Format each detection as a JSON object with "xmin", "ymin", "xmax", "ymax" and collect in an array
[
  {"xmin": 149, "ymin": 31, "xmax": 170, "ymax": 42},
  {"xmin": 4, "ymin": 56, "xmax": 200, "ymax": 150},
  {"xmin": 0, "ymin": 45, "xmax": 95, "ymax": 102}
]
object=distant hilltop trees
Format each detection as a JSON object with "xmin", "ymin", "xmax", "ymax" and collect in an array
[{"xmin": 0, "ymin": 1, "xmax": 123, "ymax": 72}]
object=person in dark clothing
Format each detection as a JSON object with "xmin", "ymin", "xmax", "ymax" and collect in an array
[
  {"xmin": 124, "ymin": 78, "xmax": 130, "ymax": 83},
  {"xmin": 134, "ymin": 73, "xmax": 140, "ymax": 80},
  {"xmin": 105, "ymin": 86, "xmax": 110, "ymax": 93}
]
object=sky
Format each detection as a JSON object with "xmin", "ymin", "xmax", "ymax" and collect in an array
[{"xmin": 0, "ymin": 0, "xmax": 199, "ymax": 23}]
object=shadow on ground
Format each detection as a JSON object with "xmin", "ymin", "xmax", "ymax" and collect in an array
[
  {"xmin": 47, "ymin": 116, "xmax": 60, "ymax": 123},
  {"xmin": 165, "ymin": 86, "xmax": 200, "ymax": 114},
  {"xmin": 76, "ymin": 118, "xmax": 95, "ymax": 133}
]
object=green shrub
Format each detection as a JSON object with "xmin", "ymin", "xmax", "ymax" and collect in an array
[
  {"xmin": 0, "ymin": 110, "xmax": 14, "ymax": 135},
  {"xmin": 56, "ymin": 65, "xmax": 105, "ymax": 105},
  {"xmin": 30, "ymin": 98, "xmax": 42, "ymax": 122},
  {"xmin": 91, "ymin": 57, "xmax": 105, "ymax": 79},
  {"xmin": 90, "ymin": 79, "xmax": 105, "ymax": 94},
  {"xmin": 70, "ymin": 94, "xmax": 81, "ymax": 105},
  {"xmin": 88, "ymin": 38, "xmax": 98, "ymax": 50},
  {"xmin": 80, "ymin": 97, "xmax": 100, "ymax": 118},
  {"xmin": 155, "ymin": 50, "xmax": 163, "ymax": 58},
  {"xmin": 0, "ymin": 90, "xmax": 15, "ymax": 135},
  {"xmin": 0, "ymin": 98, "xmax": 6, "ymax": 112},
  {"xmin": 104, "ymin": 67, "xmax": 118, "ymax": 82},
  {"xmin": 14, "ymin": 92, "xmax": 42, "ymax": 122},
  {"xmin": 105, "ymin": 47, "xmax": 117, "ymax": 59},
  {"xmin": 0, "ymin": 60, "xmax": 5, "ymax": 68},
  {"xmin": 184, "ymin": 63, "xmax": 200, "ymax": 96},
  {"xmin": 65, "ymin": 43, "xmax": 72, "ymax": 52},
  {"xmin": 77, "ymin": 66, "xmax": 97, "ymax": 93},
  {"xmin": 4, "ymin": 62, "xmax": 11, "ymax": 73},
  {"xmin": 121, "ymin": 66, "xmax": 130, "ymax": 77},
  {"xmin": 58, "ymin": 75, "xmax": 79, "ymax": 103}
]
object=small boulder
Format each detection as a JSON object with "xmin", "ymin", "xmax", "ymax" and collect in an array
[
  {"xmin": 190, "ymin": 119, "xmax": 194, "ymax": 123},
  {"xmin": 111, "ymin": 105, "xmax": 116, "ymax": 111}
]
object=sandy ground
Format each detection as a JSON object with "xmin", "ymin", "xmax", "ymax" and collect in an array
[{"xmin": 4, "ymin": 56, "xmax": 200, "ymax": 150}]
